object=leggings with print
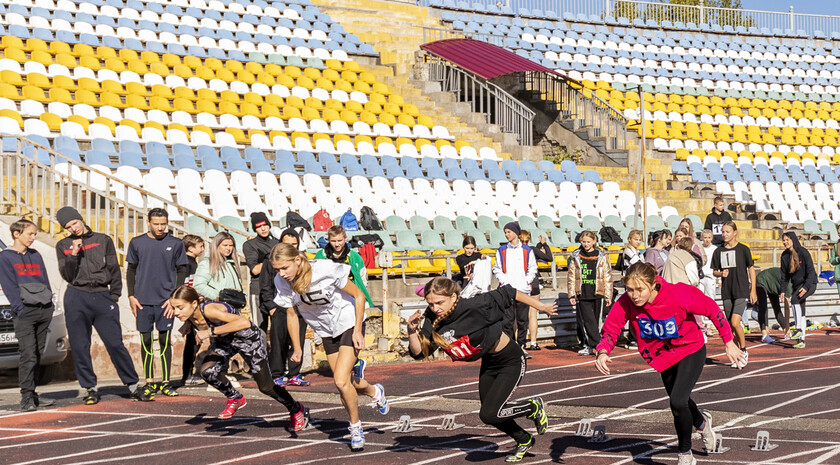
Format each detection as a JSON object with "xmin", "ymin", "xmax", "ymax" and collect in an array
[{"xmin": 478, "ymin": 341, "xmax": 538, "ymax": 444}]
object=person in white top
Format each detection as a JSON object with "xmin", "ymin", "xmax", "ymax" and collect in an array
[
  {"xmin": 699, "ymin": 229, "xmax": 718, "ymax": 300},
  {"xmin": 492, "ymin": 222, "xmax": 538, "ymax": 347},
  {"xmin": 270, "ymin": 243, "xmax": 389, "ymax": 452}
]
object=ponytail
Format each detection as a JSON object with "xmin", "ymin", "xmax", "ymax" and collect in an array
[{"xmin": 416, "ymin": 277, "xmax": 461, "ymax": 359}]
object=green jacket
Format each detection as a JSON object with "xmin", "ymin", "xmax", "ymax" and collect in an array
[
  {"xmin": 315, "ymin": 247, "xmax": 375, "ymax": 307},
  {"xmin": 755, "ymin": 267, "xmax": 792, "ymax": 296},
  {"xmin": 830, "ymin": 242, "xmax": 840, "ymax": 279},
  {"xmin": 193, "ymin": 259, "xmax": 243, "ymax": 301}
]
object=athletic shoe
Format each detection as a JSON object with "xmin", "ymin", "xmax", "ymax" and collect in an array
[
  {"xmin": 218, "ymin": 396, "xmax": 247, "ymax": 419},
  {"xmin": 146, "ymin": 382, "xmax": 158, "ymax": 392},
  {"xmin": 34, "ymin": 395, "xmax": 55, "ymax": 407},
  {"xmin": 352, "ymin": 359, "xmax": 366, "ymax": 379},
  {"xmin": 505, "ymin": 434, "xmax": 535, "ymax": 463},
  {"xmin": 577, "ymin": 346, "xmax": 593, "ymax": 356},
  {"xmin": 791, "ymin": 329, "xmax": 804, "ymax": 341},
  {"xmin": 626, "ymin": 341, "xmax": 638, "ymax": 350},
  {"xmin": 742, "ymin": 350, "xmax": 749, "ymax": 367},
  {"xmin": 373, "ymin": 383, "xmax": 389, "ymax": 415},
  {"xmin": 793, "ymin": 341, "xmax": 806, "ymax": 349},
  {"xmin": 698, "ymin": 409, "xmax": 716, "ymax": 452},
  {"xmin": 83, "ymin": 388, "xmax": 100, "ymax": 405},
  {"xmin": 159, "ymin": 382, "xmax": 179, "ymax": 397},
  {"xmin": 274, "ymin": 376, "xmax": 287, "ymax": 387},
  {"xmin": 522, "ymin": 347, "xmax": 532, "ymax": 360},
  {"xmin": 761, "ymin": 335, "xmax": 776, "ymax": 344},
  {"xmin": 288, "ymin": 402, "xmax": 310, "ymax": 432},
  {"xmin": 742, "ymin": 325, "xmax": 751, "ymax": 334},
  {"xmin": 677, "ymin": 453, "xmax": 697, "ymax": 465},
  {"xmin": 286, "ymin": 375, "xmax": 310, "ymax": 386},
  {"xmin": 527, "ymin": 397, "xmax": 548, "ymax": 435},
  {"xmin": 349, "ymin": 423, "xmax": 365, "ymax": 451},
  {"xmin": 528, "ymin": 343, "xmax": 541, "ymax": 351},
  {"xmin": 19, "ymin": 397, "xmax": 36, "ymax": 412},
  {"xmin": 140, "ymin": 383, "xmax": 157, "ymax": 400},
  {"xmin": 130, "ymin": 386, "xmax": 155, "ymax": 402}
]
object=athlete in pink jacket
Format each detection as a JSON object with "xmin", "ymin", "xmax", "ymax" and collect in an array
[{"xmin": 595, "ymin": 263, "xmax": 744, "ymax": 465}]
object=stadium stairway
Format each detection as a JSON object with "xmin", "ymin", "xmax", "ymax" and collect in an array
[{"xmin": 311, "ymin": 0, "xmax": 513, "ymax": 159}]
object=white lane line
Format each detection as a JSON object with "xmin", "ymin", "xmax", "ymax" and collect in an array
[
  {"xmin": 0, "ymin": 416, "xmax": 152, "ymax": 443},
  {"xmin": 805, "ymin": 445, "xmax": 840, "ymax": 464},
  {"xmin": 718, "ymin": 381, "xmax": 840, "ymax": 430},
  {"xmin": 749, "ymin": 406, "xmax": 840, "ymax": 428}
]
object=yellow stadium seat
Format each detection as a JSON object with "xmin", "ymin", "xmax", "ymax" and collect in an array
[
  {"xmin": 30, "ymin": 50, "xmax": 53, "ymax": 66},
  {"xmin": 149, "ymin": 96, "xmax": 173, "ymax": 111},
  {"xmin": 353, "ymin": 81, "xmax": 371, "ymax": 93},
  {"xmin": 340, "ymin": 110, "xmax": 358, "ymax": 124},
  {"xmin": 174, "ymin": 87, "xmax": 195, "ymax": 100},
  {"xmin": 245, "ymin": 61, "xmax": 263, "ymax": 75},
  {"xmin": 39, "ymin": 112, "xmax": 62, "ymax": 131},
  {"xmin": 171, "ymin": 64, "xmax": 191, "ymax": 79},
  {"xmin": 435, "ymin": 139, "xmax": 452, "ymax": 150},
  {"xmin": 100, "ymin": 92, "xmax": 125, "ymax": 108},
  {"xmin": 48, "ymin": 87, "xmax": 72, "ymax": 104},
  {"xmin": 359, "ymin": 111, "xmax": 377, "ymax": 126},
  {"xmin": 282, "ymin": 106, "xmax": 301, "ymax": 119},
  {"xmin": 225, "ymin": 60, "xmax": 243, "ymax": 74},
  {"xmin": 691, "ymin": 149, "xmax": 706, "ymax": 158},
  {"xmin": 334, "ymin": 79, "xmax": 353, "ymax": 93},
  {"xmin": 237, "ymin": 70, "xmax": 256, "ymax": 85},
  {"xmin": 417, "ymin": 115, "xmax": 434, "ymax": 128},
  {"xmin": 0, "ymin": 110, "xmax": 23, "ymax": 128},
  {"xmin": 2, "ymin": 47, "xmax": 25, "ymax": 63},
  {"xmin": 379, "ymin": 112, "xmax": 396, "ymax": 126},
  {"xmin": 93, "ymin": 117, "xmax": 116, "ymax": 134},
  {"xmin": 1, "ymin": 36, "xmax": 24, "ymax": 49},
  {"xmin": 220, "ymin": 90, "xmax": 240, "ymax": 103},
  {"xmin": 260, "ymin": 105, "xmax": 279, "ymax": 118},
  {"xmin": 334, "ymin": 133, "xmax": 352, "ymax": 144},
  {"xmin": 217, "ymin": 101, "xmax": 239, "ymax": 117},
  {"xmin": 22, "ymin": 86, "xmax": 47, "ymax": 102},
  {"xmin": 174, "ymin": 98, "xmax": 196, "ymax": 113},
  {"xmin": 65, "ymin": 115, "xmax": 88, "ymax": 131},
  {"xmin": 0, "ymin": 70, "xmax": 23, "ymax": 87},
  {"xmin": 215, "ymin": 68, "xmax": 234, "ymax": 81},
  {"xmin": 139, "ymin": 51, "xmax": 160, "ymax": 65},
  {"xmin": 363, "ymin": 101, "xmax": 382, "ymax": 114},
  {"xmin": 397, "ymin": 114, "xmax": 415, "ymax": 126},
  {"xmin": 301, "ymin": 106, "xmax": 320, "ymax": 121}
]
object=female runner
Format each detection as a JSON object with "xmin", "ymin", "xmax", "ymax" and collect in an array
[
  {"xmin": 168, "ymin": 285, "xmax": 309, "ymax": 430},
  {"xmin": 270, "ymin": 243, "xmax": 388, "ymax": 452},
  {"xmin": 595, "ymin": 263, "xmax": 745, "ymax": 465},
  {"xmin": 407, "ymin": 277, "xmax": 557, "ymax": 463}
]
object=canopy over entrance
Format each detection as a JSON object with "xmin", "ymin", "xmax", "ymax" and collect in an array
[{"xmin": 420, "ymin": 38, "xmax": 564, "ymax": 80}]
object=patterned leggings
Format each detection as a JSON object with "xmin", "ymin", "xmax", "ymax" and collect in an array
[{"xmin": 201, "ymin": 324, "xmax": 296, "ymax": 411}]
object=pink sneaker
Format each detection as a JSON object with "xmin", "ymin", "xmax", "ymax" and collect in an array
[
  {"xmin": 218, "ymin": 396, "xmax": 247, "ymax": 419},
  {"xmin": 288, "ymin": 402, "xmax": 310, "ymax": 431}
]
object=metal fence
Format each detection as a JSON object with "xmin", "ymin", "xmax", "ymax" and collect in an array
[{"xmin": 0, "ymin": 135, "xmax": 251, "ymax": 258}]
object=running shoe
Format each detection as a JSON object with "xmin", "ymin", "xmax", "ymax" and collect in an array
[
  {"xmin": 352, "ymin": 359, "xmax": 366, "ymax": 379},
  {"xmin": 677, "ymin": 453, "xmax": 697, "ymax": 465},
  {"xmin": 698, "ymin": 409, "xmax": 716, "ymax": 452},
  {"xmin": 288, "ymin": 402, "xmax": 310, "ymax": 432},
  {"xmin": 527, "ymin": 397, "xmax": 548, "ymax": 435},
  {"xmin": 218, "ymin": 395, "xmax": 247, "ymax": 419},
  {"xmin": 141, "ymin": 383, "xmax": 157, "ymax": 400},
  {"xmin": 274, "ymin": 376, "xmax": 287, "ymax": 387},
  {"xmin": 761, "ymin": 335, "xmax": 776, "ymax": 344},
  {"xmin": 34, "ymin": 395, "xmax": 55, "ymax": 407},
  {"xmin": 577, "ymin": 346, "xmax": 593, "ymax": 356},
  {"xmin": 742, "ymin": 325, "xmax": 751, "ymax": 334},
  {"xmin": 287, "ymin": 375, "xmax": 310, "ymax": 386},
  {"xmin": 372, "ymin": 383, "xmax": 390, "ymax": 415},
  {"xmin": 83, "ymin": 388, "xmax": 100, "ymax": 405},
  {"xmin": 159, "ymin": 382, "xmax": 179, "ymax": 397},
  {"xmin": 793, "ymin": 341, "xmax": 806, "ymax": 349},
  {"xmin": 505, "ymin": 434, "xmax": 535, "ymax": 463},
  {"xmin": 146, "ymin": 382, "xmax": 158, "ymax": 392},
  {"xmin": 19, "ymin": 397, "xmax": 36, "ymax": 412},
  {"xmin": 130, "ymin": 386, "xmax": 154, "ymax": 402},
  {"xmin": 349, "ymin": 423, "xmax": 365, "ymax": 451},
  {"xmin": 790, "ymin": 329, "xmax": 803, "ymax": 340},
  {"xmin": 626, "ymin": 341, "xmax": 638, "ymax": 350},
  {"xmin": 522, "ymin": 347, "xmax": 532, "ymax": 360},
  {"xmin": 527, "ymin": 343, "xmax": 541, "ymax": 351}
]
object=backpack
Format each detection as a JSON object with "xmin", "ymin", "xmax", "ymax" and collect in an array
[
  {"xmin": 358, "ymin": 242, "xmax": 376, "ymax": 268},
  {"xmin": 614, "ymin": 249, "xmax": 627, "ymax": 272},
  {"xmin": 359, "ymin": 206, "xmax": 383, "ymax": 231},
  {"xmin": 599, "ymin": 226, "xmax": 622, "ymax": 243},
  {"xmin": 312, "ymin": 208, "xmax": 332, "ymax": 232},
  {"xmin": 286, "ymin": 211, "xmax": 311, "ymax": 231},
  {"xmin": 349, "ymin": 233, "xmax": 384, "ymax": 249},
  {"xmin": 339, "ymin": 209, "xmax": 359, "ymax": 231}
]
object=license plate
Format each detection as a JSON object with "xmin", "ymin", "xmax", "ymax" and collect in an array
[{"xmin": 0, "ymin": 332, "xmax": 17, "ymax": 344}]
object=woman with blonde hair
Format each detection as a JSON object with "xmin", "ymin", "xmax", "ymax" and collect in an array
[{"xmin": 193, "ymin": 232, "xmax": 245, "ymax": 305}]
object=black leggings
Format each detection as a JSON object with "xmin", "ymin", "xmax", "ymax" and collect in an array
[
  {"xmin": 478, "ymin": 341, "xmax": 537, "ymax": 444},
  {"xmin": 660, "ymin": 345, "xmax": 707, "ymax": 453},
  {"xmin": 755, "ymin": 286, "xmax": 785, "ymax": 331},
  {"xmin": 181, "ymin": 329, "xmax": 197, "ymax": 381},
  {"xmin": 575, "ymin": 298, "xmax": 603, "ymax": 348},
  {"xmin": 141, "ymin": 330, "xmax": 172, "ymax": 382}
]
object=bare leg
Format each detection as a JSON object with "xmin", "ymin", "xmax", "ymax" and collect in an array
[
  {"xmin": 326, "ymin": 346, "xmax": 376, "ymax": 424},
  {"xmin": 528, "ymin": 307, "xmax": 538, "ymax": 346},
  {"xmin": 730, "ymin": 314, "xmax": 745, "ymax": 349}
]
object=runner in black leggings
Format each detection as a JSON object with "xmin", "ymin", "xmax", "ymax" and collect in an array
[
  {"xmin": 168, "ymin": 285, "xmax": 309, "ymax": 431},
  {"xmin": 407, "ymin": 277, "xmax": 558, "ymax": 463},
  {"xmin": 779, "ymin": 232, "xmax": 817, "ymax": 348}
]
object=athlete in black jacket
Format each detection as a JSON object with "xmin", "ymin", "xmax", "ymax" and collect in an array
[
  {"xmin": 54, "ymin": 206, "xmax": 152, "ymax": 405},
  {"xmin": 779, "ymin": 231, "xmax": 817, "ymax": 347},
  {"xmin": 407, "ymin": 278, "xmax": 557, "ymax": 463}
]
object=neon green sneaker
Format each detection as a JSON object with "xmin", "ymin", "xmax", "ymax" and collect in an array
[
  {"xmin": 505, "ymin": 435, "xmax": 534, "ymax": 463},
  {"xmin": 793, "ymin": 341, "xmax": 806, "ymax": 349},
  {"xmin": 527, "ymin": 397, "xmax": 548, "ymax": 435}
]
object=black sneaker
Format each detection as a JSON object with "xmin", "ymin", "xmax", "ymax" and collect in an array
[
  {"xmin": 159, "ymin": 382, "xmax": 179, "ymax": 397},
  {"xmin": 34, "ymin": 395, "xmax": 55, "ymax": 407},
  {"xmin": 528, "ymin": 344, "xmax": 541, "ymax": 351},
  {"xmin": 505, "ymin": 434, "xmax": 535, "ymax": 462},
  {"xmin": 19, "ymin": 397, "xmax": 36, "ymax": 412},
  {"xmin": 83, "ymin": 388, "xmax": 100, "ymax": 405},
  {"xmin": 131, "ymin": 385, "xmax": 155, "ymax": 402},
  {"xmin": 527, "ymin": 397, "xmax": 548, "ymax": 435}
]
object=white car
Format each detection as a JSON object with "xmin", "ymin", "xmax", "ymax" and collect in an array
[{"xmin": 0, "ymin": 239, "xmax": 68, "ymax": 384}]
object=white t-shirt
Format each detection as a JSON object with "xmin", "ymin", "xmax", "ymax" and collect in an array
[
  {"xmin": 702, "ymin": 244, "xmax": 717, "ymax": 277},
  {"xmin": 273, "ymin": 260, "xmax": 361, "ymax": 338}
]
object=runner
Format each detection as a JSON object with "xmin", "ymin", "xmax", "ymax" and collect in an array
[
  {"xmin": 779, "ymin": 232, "xmax": 817, "ymax": 348},
  {"xmin": 407, "ymin": 277, "xmax": 557, "ymax": 463},
  {"xmin": 270, "ymin": 243, "xmax": 389, "ymax": 451},
  {"xmin": 167, "ymin": 285, "xmax": 310, "ymax": 430},
  {"xmin": 595, "ymin": 262, "xmax": 745, "ymax": 465}
]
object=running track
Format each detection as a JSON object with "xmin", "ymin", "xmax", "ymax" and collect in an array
[{"xmin": 2, "ymin": 330, "xmax": 840, "ymax": 464}]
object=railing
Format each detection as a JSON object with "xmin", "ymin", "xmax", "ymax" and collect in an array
[
  {"xmin": 523, "ymin": 71, "xmax": 629, "ymax": 152},
  {"xmin": 426, "ymin": 54, "xmax": 536, "ymax": 146},
  {"xmin": 0, "ymin": 135, "xmax": 252, "ymax": 258},
  {"xmin": 423, "ymin": 0, "xmax": 840, "ymax": 39},
  {"xmin": 421, "ymin": 25, "xmax": 506, "ymax": 47}
]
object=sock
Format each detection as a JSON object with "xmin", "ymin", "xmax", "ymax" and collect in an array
[
  {"xmin": 89, "ymin": 386, "xmax": 98, "ymax": 392},
  {"xmin": 372, "ymin": 385, "xmax": 382, "ymax": 402},
  {"xmin": 349, "ymin": 421, "xmax": 362, "ymax": 429},
  {"xmin": 127, "ymin": 383, "xmax": 137, "ymax": 394}
]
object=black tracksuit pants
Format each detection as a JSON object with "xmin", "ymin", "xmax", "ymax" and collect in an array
[
  {"xmin": 755, "ymin": 286, "xmax": 785, "ymax": 331},
  {"xmin": 503, "ymin": 300, "xmax": 530, "ymax": 345},
  {"xmin": 14, "ymin": 304, "xmax": 53, "ymax": 398},
  {"xmin": 478, "ymin": 342, "xmax": 537, "ymax": 444},
  {"xmin": 268, "ymin": 308, "xmax": 307, "ymax": 379},
  {"xmin": 575, "ymin": 298, "xmax": 603, "ymax": 348}
]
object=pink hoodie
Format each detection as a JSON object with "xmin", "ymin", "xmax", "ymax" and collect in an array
[{"xmin": 596, "ymin": 276, "xmax": 733, "ymax": 372}]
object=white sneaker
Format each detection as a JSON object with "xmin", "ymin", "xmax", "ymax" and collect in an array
[
  {"xmin": 677, "ymin": 453, "xmax": 697, "ymax": 465},
  {"xmin": 349, "ymin": 423, "xmax": 364, "ymax": 451},
  {"xmin": 372, "ymin": 384, "xmax": 389, "ymax": 415},
  {"xmin": 697, "ymin": 410, "xmax": 716, "ymax": 452},
  {"xmin": 577, "ymin": 346, "xmax": 593, "ymax": 356}
]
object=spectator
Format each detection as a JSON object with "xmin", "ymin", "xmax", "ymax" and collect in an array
[
  {"xmin": 779, "ymin": 232, "xmax": 817, "ymax": 349},
  {"xmin": 492, "ymin": 222, "xmax": 537, "ymax": 348},
  {"xmin": 454, "ymin": 235, "xmax": 485, "ymax": 287},
  {"xmin": 677, "ymin": 218, "xmax": 706, "ymax": 265},
  {"xmin": 644, "ymin": 229, "xmax": 671, "ymax": 275},
  {"xmin": 55, "ymin": 206, "xmax": 152, "ymax": 404},
  {"xmin": 567, "ymin": 231, "xmax": 613, "ymax": 356},
  {"xmin": 243, "ymin": 212, "xmax": 279, "ymax": 331},
  {"xmin": 520, "ymin": 230, "xmax": 550, "ymax": 354},
  {"xmin": 829, "ymin": 222, "xmax": 840, "ymax": 299},
  {"xmin": 0, "ymin": 219, "xmax": 55, "ymax": 411},
  {"xmin": 315, "ymin": 225, "xmax": 374, "ymax": 308},
  {"xmin": 126, "ymin": 208, "xmax": 188, "ymax": 399},
  {"xmin": 755, "ymin": 267, "xmax": 792, "ymax": 344},
  {"xmin": 193, "ymin": 232, "xmax": 245, "ymax": 303},
  {"xmin": 703, "ymin": 196, "xmax": 732, "ymax": 246},
  {"xmin": 619, "ymin": 229, "xmax": 644, "ymax": 349},
  {"xmin": 699, "ymin": 230, "xmax": 717, "ymax": 301},
  {"xmin": 711, "ymin": 221, "xmax": 756, "ymax": 368},
  {"xmin": 663, "ymin": 237, "xmax": 700, "ymax": 287},
  {"xmin": 179, "ymin": 234, "xmax": 207, "ymax": 387}
]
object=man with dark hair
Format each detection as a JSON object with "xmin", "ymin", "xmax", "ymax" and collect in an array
[
  {"xmin": 242, "ymin": 212, "xmax": 277, "ymax": 333},
  {"xmin": 703, "ymin": 196, "xmax": 732, "ymax": 246},
  {"xmin": 54, "ymin": 206, "xmax": 153, "ymax": 405},
  {"xmin": 492, "ymin": 222, "xmax": 537, "ymax": 348},
  {"xmin": 126, "ymin": 208, "xmax": 188, "ymax": 398}
]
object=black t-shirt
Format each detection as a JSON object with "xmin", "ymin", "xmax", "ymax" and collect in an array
[
  {"xmin": 578, "ymin": 248, "xmax": 599, "ymax": 299},
  {"xmin": 455, "ymin": 252, "xmax": 482, "ymax": 273},
  {"xmin": 242, "ymin": 235, "xmax": 279, "ymax": 287},
  {"xmin": 126, "ymin": 233, "xmax": 188, "ymax": 305},
  {"xmin": 711, "ymin": 242, "xmax": 754, "ymax": 300},
  {"xmin": 412, "ymin": 285, "xmax": 516, "ymax": 362}
]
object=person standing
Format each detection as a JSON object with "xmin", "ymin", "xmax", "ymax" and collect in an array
[
  {"xmin": 829, "ymin": 223, "xmax": 840, "ymax": 299},
  {"xmin": 242, "ymin": 212, "xmax": 278, "ymax": 332},
  {"xmin": 755, "ymin": 267, "xmax": 791, "ymax": 344},
  {"xmin": 179, "ymin": 234, "xmax": 206, "ymax": 387},
  {"xmin": 55, "ymin": 206, "xmax": 153, "ymax": 404},
  {"xmin": 492, "ymin": 222, "xmax": 537, "ymax": 348},
  {"xmin": 521, "ymin": 231, "xmax": 551, "ymax": 354},
  {"xmin": 663, "ymin": 237, "xmax": 701, "ymax": 288},
  {"xmin": 126, "ymin": 208, "xmax": 189, "ymax": 398},
  {"xmin": 644, "ymin": 230, "xmax": 671, "ymax": 275},
  {"xmin": 699, "ymin": 230, "xmax": 718, "ymax": 301},
  {"xmin": 710, "ymin": 221, "xmax": 756, "ymax": 367},
  {"xmin": 567, "ymin": 231, "xmax": 613, "ymax": 356},
  {"xmin": 0, "ymin": 219, "xmax": 56, "ymax": 410},
  {"xmin": 779, "ymin": 232, "xmax": 817, "ymax": 349},
  {"xmin": 703, "ymin": 196, "xmax": 732, "ymax": 247},
  {"xmin": 454, "ymin": 235, "xmax": 484, "ymax": 287}
]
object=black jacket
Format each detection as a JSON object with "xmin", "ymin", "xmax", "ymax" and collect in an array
[
  {"xmin": 257, "ymin": 257, "xmax": 278, "ymax": 316},
  {"xmin": 56, "ymin": 228, "xmax": 122, "ymax": 301},
  {"xmin": 243, "ymin": 235, "xmax": 278, "ymax": 287},
  {"xmin": 780, "ymin": 232, "xmax": 817, "ymax": 294},
  {"xmin": 532, "ymin": 242, "xmax": 552, "ymax": 263},
  {"xmin": 703, "ymin": 208, "xmax": 733, "ymax": 246}
]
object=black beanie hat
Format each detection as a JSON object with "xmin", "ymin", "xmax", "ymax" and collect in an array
[
  {"xmin": 279, "ymin": 228, "xmax": 300, "ymax": 245},
  {"xmin": 503, "ymin": 221, "xmax": 521, "ymax": 236},
  {"xmin": 250, "ymin": 212, "xmax": 271, "ymax": 232},
  {"xmin": 56, "ymin": 206, "xmax": 83, "ymax": 228}
]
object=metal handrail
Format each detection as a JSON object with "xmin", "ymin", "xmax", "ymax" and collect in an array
[{"xmin": 0, "ymin": 135, "xmax": 253, "ymax": 258}]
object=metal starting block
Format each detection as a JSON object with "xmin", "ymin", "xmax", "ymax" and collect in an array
[
  {"xmin": 750, "ymin": 431, "xmax": 778, "ymax": 452},
  {"xmin": 438, "ymin": 414, "xmax": 464, "ymax": 431},
  {"xmin": 394, "ymin": 415, "xmax": 422, "ymax": 433},
  {"xmin": 706, "ymin": 434, "xmax": 730, "ymax": 454},
  {"xmin": 588, "ymin": 425, "xmax": 612, "ymax": 443},
  {"xmin": 576, "ymin": 419, "xmax": 593, "ymax": 437}
]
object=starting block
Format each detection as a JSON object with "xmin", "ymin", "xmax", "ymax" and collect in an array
[
  {"xmin": 750, "ymin": 431, "xmax": 778, "ymax": 452},
  {"xmin": 706, "ymin": 434, "xmax": 730, "ymax": 454},
  {"xmin": 394, "ymin": 415, "xmax": 422, "ymax": 433},
  {"xmin": 576, "ymin": 419, "xmax": 594, "ymax": 437},
  {"xmin": 438, "ymin": 415, "xmax": 464, "ymax": 431},
  {"xmin": 588, "ymin": 425, "xmax": 612, "ymax": 443}
]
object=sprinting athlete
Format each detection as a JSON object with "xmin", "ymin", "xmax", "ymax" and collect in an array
[
  {"xmin": 168, "ymin": 285, "xmax": 309, "ymax": 430},
  {"xmin": 270, "ymin": 243, "xmax": 389, "ymax": 451},
  {"xmin": 595, "ymin": 263, "xmax": 745, "ymax": 465},
  {"xmin": 407, "ymin": 277, "xmax": 557, "ymax": 463}
]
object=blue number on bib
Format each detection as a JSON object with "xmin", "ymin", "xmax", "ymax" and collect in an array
[{"xmin": 638, "ymin": 316, "xmax": 679, "ymax": 340}]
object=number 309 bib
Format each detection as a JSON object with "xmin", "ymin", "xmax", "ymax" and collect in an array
[{"xmin": 638, "ymin": 316, "xmax": 679, "ymax": 340}]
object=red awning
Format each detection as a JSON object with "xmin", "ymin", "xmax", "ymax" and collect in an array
[{"xmin": 420, "ymin": 38, "xmax": 563, "ymax": 80}]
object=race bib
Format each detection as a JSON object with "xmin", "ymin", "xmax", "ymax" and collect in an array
[
  {"xmin": 712, "ymin": 223, "xmax": 723, "ymax": 235},
  {"xmin": 638, "ymin": 316, "xmax": 679, "ymax": 340},
  {"xmin": 441, "ymin": 335, "xmax": 481, "ymax": 362},
  {"xmin": 719, "ymin": 250, "xmax": 737, "ymax": 268}
]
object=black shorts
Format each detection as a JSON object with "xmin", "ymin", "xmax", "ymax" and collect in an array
[
  {"xmin": 322, "ymin": 324, "xmax": 365, "ymax": 355},
  {"xmin": 136, "ymin": 304, "xmax": 174, "ymax": 333},
  {"xmin": 722, "ymin": 298, "xmax": 747, "ymax": 320}
]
